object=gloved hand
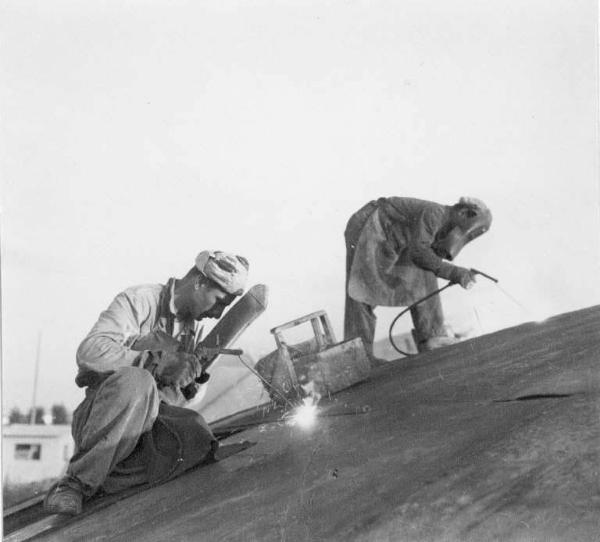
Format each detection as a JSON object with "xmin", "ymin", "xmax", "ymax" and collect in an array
[
  {"xmin": 181, "ymin": 369, "xmax": 211, "ymax": 401},
  {"xmin": 193, "ymin": 345, "xmax": 223, "ymax": 362},
  {"xmin": 147, "ymin": 351, "xmax": 202, "ymax": 388},
  {"xmin": 449, "ymin": 266, "xmax": 477, "ymax": 289}
]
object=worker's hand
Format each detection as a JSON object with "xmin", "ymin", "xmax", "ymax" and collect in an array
[
  {"xmin": 150, "ymin": 351, "xmax": 202, "ymax": 388},
  {"xmin": 449, "ymin": 266, "xmax": 477, "ymax": 289},
  {"xmin": 181, "ymin": 370, "xmax": 210, "ymax": 400},
  {"xmin": 194, "ymin": 345, "xmax": 223, "ymax": 362}
]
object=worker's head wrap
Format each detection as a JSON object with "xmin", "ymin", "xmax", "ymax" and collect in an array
[
  {"xmin": 432, "ymin": 197, "xmax": 492, "ymax": 261},
  {"xmin": 195, "ymin": 251, "xmax": 249, "ymax": 295}
]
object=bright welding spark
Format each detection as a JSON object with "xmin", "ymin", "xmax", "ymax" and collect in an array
[
  {"xmin": 282, "ymin": 380, "xmax": 321, "ymax": 428},
  {"xmin": 531, "ymin": 311, "xmax": 550, "ymax": 324},
  {"xmin": 523, "ymin": 304, "xmax": 552, "ymax": 324},
  {"xmin": 290, "ymin": 398, "xmax": 318, "ymax": 429}
]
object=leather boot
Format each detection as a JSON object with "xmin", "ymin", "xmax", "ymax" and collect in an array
[{"xmin": 43, "ymin": 476, "xmax": 85, "ymax": 515}]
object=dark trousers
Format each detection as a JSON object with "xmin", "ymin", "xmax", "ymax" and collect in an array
[
  {"xmin": 343, "ymin": 204, "xmax": 446, "ymax": 355},
  {"xmin": 67, "ymin": 367, "xmax": 216, "ymax": 496}
]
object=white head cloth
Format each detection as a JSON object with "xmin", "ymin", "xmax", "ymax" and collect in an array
[{"xmin": 195, "ymin": 250, "xmax": 249, "ymax": 295}]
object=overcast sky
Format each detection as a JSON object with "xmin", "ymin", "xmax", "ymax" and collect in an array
[{"xmin": 1, "ymin": 0, "xmax": 598, "ymax": 414}]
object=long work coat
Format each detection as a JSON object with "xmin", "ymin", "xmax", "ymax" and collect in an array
[{"xmin": 347, "ymin": 197, "xmax": 454, "ymax": 307}]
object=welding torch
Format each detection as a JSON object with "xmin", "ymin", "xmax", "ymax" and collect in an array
[
  {"xmin": 470, "ymin": 268, "xmax": 498, "ymax": 283},
  {"xmin": 180, "ymin": 343, "xmax": 244, "ymax": 400}
]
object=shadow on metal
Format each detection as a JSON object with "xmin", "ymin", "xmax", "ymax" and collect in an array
[{"xmin": 494, "ymin": 393, "xmax": 574, "ymax": 402}]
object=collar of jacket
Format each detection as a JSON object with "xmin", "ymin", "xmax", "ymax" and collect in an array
[{"xmin": 159, "ymin": 278, "xmax": 178, "ymax": 336}]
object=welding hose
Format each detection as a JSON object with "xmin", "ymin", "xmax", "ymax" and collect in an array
[
  {"xmin": 388, "ymin": 268, "xmax": 499, "ymax": 356},
  {"xmin": 388, "ymin": 282, "xmax": 457, "ymax": 357}
]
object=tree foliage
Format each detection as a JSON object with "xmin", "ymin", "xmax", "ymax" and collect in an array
[
  {"xmin": 26, "ymin": 406, "xmax": 46, "ymax": 424},
  {"xmin": 8, "ymin": 407, "xmax": 27, "ymax": 424},
  {"xmin": 51, "ymin": 403, "xmax": 70, "ymax": 424},
  {"xmin": 7, "ymin": 404, "xmax": 71, "ymax": 424}
]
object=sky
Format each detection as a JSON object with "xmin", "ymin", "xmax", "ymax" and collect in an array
[{"xmin": 1, "ymin": 0, "xmax": 599, "ymax": 414}]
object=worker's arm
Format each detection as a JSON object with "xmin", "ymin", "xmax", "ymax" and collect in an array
[
  {"xmin": 76, "ymin": 288, "xmax": 204, "ymax": 390},
  {"xmin": 407, "ymin": 208, "xmax": 472, "ymax": 286},
  {"xmin": 75, "ymin": 290, "xmax": 155, "ymax": 385}
]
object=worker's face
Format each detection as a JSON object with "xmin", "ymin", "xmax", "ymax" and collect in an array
[
  {"xmin": 432, "ymin": 206, "xmax": 491, "ymax": 261},
  {"xmin": 191, "ymin": 279, "xmax": 237, "ymax": 320}
]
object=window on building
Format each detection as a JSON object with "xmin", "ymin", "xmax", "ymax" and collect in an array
[{"xmin": 14, "ymin": 443, "xmax": 42, "ymax": 460}]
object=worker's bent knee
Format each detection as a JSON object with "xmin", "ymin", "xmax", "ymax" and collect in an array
[{"xmin": 102, "ymin": 367, "xmax": 157, "ymax": 399}]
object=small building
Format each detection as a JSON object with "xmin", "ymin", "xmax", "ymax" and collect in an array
[{"xmin": 2, "ymin": 424, "xmax": 74, "ymax": 486}]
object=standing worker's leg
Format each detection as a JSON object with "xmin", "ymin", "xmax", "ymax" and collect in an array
[
  {"xmin": 344, "ymin": 294, "xmax": 378, "ymax": 358},
  {"xmin": 44, "ymin": 367, "xmax": 159, "ymax": 515},
  {"xmin": 410, "ymin": 272, "xmax": 459, "ymax": 352},
  {"xmin": 344, "ymin": 220, "xmax": 378, "ymax": 360}
]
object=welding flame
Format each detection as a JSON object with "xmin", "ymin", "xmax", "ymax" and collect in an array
[
  {"xmin": 285, "ymin": 382, "xmax": 320, "ymax": 429},
  {"xmin": 291, "ymin": 397, "xmax": 318, "ymax": 429}
]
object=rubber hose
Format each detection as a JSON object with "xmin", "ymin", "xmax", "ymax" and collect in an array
[{"xmin": 388, "ymin": 283, "xmax": 456, "ymax": 356}]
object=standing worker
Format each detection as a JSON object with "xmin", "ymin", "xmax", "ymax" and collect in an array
[
  {"xmin": 44, "ymin": 250, "xmax": 249, "ymax": 515},
  {"xmin": 344, "ymin": 196, "xmax": 492, "ymax": 359}
]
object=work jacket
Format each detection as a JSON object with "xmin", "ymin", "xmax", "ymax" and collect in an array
[
  {"xmin": 347, "ymin": 197, "xmax": 456, "ymax": 307},
  {"xmin": 75, "ymin": 279, "xmax": 198, "ymax": 402},
  {"xmin": 74, "ymin": 279, "xmax": 216, "ymax": 484}
]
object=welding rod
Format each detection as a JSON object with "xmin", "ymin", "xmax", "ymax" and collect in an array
[
  {"xmin": 471, "ymin": 268, "xmax": 499, "ymax": 283},
  {"xmin": 234, "ymin": 354, "xmax": 298, "ymax": 410}
]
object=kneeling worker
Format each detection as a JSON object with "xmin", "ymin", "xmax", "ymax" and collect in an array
[
  {"xmin": 44, "ymin": 250, "xmax": 249, "ymax": 515},
  {"xmin": 344, "ymin": 196, "xmax": 492, "ymax": 358}
]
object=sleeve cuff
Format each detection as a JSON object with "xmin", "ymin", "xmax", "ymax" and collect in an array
[{"xmin": 436, "ymin": 261, "xmax": 456, "ymax": 281}]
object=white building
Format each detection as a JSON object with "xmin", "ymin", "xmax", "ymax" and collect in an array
[{"xmin": 2, "ymin": 424, "xmax": 74, "ymax": 486}]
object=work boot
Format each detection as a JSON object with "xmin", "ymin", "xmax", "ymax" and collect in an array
[
  {"xmin": 418, "ymin": 335, "xmax": 461, "ymax": 352},
  {"xmin": 368, "ymin": 355, "xmax": 389, "ymax": 367},
  {"xmin": 43, "ymin": 477, "xmax": 84, "ymax": 516}
]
